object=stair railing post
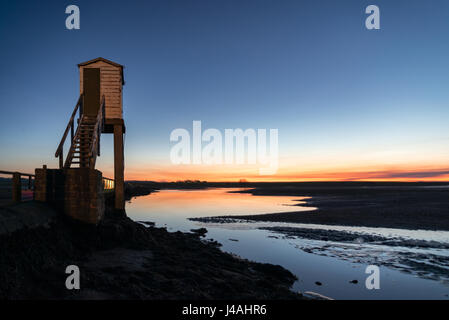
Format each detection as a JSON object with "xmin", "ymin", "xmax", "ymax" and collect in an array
[
  {"xmin": 59, "ymin": 147, "xmax": 63, "ymax": 169},
  {"xmin": 55, "ymin": 94, "xmax": 83, "ymax": 168}
]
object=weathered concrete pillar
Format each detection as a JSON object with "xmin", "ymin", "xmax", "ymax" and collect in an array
[
  {"xmin": 34, "ymin": 166, "xmax": 48, "ymax": 202},
  {"xmin": 34, "ymin": 168, "xmax": 104, "ymax": 224},
  {"xmin": 113, "ymin": 124, "xmax": 125, "ymax": 210},
  {"xmin": 63, "ymin": 168, "xmax": 104, "ymax": 224},
  {"xmin": 12, "ymin": 172, "xmax": 21, "ymax": 202}
]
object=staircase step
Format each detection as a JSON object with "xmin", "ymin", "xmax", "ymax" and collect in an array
[{"xmin": 61, "ymin": 116, "xmax": 100, "ymax": 169}]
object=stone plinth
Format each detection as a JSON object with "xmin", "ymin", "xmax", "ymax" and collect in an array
[{"xmin": 34, "ymin": 168, "xmax": 104, "ymax": 224}]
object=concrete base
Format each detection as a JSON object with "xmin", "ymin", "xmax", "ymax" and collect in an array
[{"xmin": 34, "ymin": 168, "xmax": 105, "ymax": 224}]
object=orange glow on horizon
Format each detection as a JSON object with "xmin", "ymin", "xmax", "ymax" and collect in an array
[{"xmin": 120, "ymin": 165, "xmax": 449, "ymax": 183}]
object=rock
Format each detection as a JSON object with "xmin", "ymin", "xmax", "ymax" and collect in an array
[
  {"xmin": 0, "ymin": 215, "xmax": 302, "ymax": 299},
  {"xmin": 190, "ymin": 228, "xmax": 208, "ymax": 237},
  {"xmin": 138, "ymin": 221, "xmax": 155, "ymax": 227},
  {"xmin": 354, "ymin": 237, "xmax": 365, "ymax": 244}
]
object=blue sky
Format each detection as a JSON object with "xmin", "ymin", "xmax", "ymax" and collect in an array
[{"xmin": 0, "ymin": 0, "xmax": 448, "ymax": 180}]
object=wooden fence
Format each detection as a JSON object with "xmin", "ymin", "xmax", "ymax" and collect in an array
[
  {"xmin": 1, "ymin": 170, "xmax": 115, "ymax": 203},
  {"xmin": 0, "ymin": 170, "xmax": 35, "ymax": 203}
]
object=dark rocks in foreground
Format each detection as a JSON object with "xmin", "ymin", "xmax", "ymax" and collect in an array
[
  {"xmin": 0, "ymin": 207, "xmax": 301, "ymax": 300},
  {"xmin": 0, "ymin": 201, "xmax": 57, "ymax": 236},
  {"xmin": 190, "ymin": 227, "xmax": 208, "ymax": 237},
  {"xmin": 137, "ymin": 221, "xmax": 155, "ymax": 227}
]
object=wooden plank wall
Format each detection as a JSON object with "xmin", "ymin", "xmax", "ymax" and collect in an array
[{"xmin": 79, "ymin": 61, "xmax": 123, "ymax": 120}]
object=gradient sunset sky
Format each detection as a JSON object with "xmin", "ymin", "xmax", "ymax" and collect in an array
[{"xmin": 0, "ymin": 0, "xmax": 448, "ymax": 182}]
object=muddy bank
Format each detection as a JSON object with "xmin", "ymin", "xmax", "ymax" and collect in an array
[
  {"xmin": 188, "ymin": 218, "xmax": 449, "ymax": 284},
  {"xmin": 226, "ymin": 184, "xmax": 449, "ymax": 231},
  {"xmin": 262, "ymin": 227, "xmax": 449, "ymax": 283},
  {"xmin": 260, "ymin": 226, "xmax": 449, "ymax": 249},
  {"xmin": 0, "ymin": 204, "xmax": 301, "ymax": 300},
  {"xmin": 124, "ymin": 182, "xmax": 158, "ymax": 201},
  {"xmin": 188, "ymin": 217, "xmax": 449, "ymax": 249},
  {"xmin": 124, "ymin": 181, "xmax": 211, "ymax": 201}
]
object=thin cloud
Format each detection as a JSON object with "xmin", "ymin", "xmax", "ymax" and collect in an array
[{"xmin": 370, "ymin": 170, "xmax": 449, "ymax": 179}]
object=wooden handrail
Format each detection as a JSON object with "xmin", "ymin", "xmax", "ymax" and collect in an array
[
  {"xmin": 89, "ymin": 95, "xmax": 105, "ymax": 168},
  {"xmin": 0, "ymin": 170, "xmax": 35, "ymax": 202},
  {"xmin": 55, "ymin": 94, "xmax": 83, "ymax": 158},
  {"xmin": 63, "ymin": 117, "xmax": 84, "ymax": 168},
  {"xmin": 0, "ymin": 170, "xmax": 35, "ymax": 177}
]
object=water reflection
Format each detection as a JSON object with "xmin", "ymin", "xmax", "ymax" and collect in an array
[
  {"xmin": 128, "ymin": 188, "xmax": 313, "ymax": 231},
  {"xmin": 126, "ymin": 188, "xmax": 449, "ymax": 300}
]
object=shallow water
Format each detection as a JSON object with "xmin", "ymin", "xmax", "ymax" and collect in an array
[{"xmin": 126, "ymin": 188, "xmax": 449, "ymax": 300}]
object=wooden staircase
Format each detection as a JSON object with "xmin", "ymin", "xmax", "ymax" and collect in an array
[
  {"xmin": 56, "ymin": 94, "xmax": 105, "ymax": 169},
  {"xmin": 65, "ymin": 117, "xmax": 95, "ymax": 168}
]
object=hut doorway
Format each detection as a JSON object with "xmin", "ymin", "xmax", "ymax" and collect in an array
[{"xmin": 83, "ymin": 68, "xmax": 100, "ymax": 117}]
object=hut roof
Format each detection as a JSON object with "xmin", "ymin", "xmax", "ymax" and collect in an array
[{"xmin": 78, "ymin": 57, "xmax": 125, "ymax": 85}]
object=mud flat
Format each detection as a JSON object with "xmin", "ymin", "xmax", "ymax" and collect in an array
[
  {"xmin": 224, "ymin": 183, "xmax": 449, "ymax": 231},
  {"xmin": 259, "ymin": 226, "xmax": 449, "ymax": 249}
]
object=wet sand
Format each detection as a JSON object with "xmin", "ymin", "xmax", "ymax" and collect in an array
[{"xmin": 224, "ymin": 183, "xmax": 449, "ymax": 231}]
